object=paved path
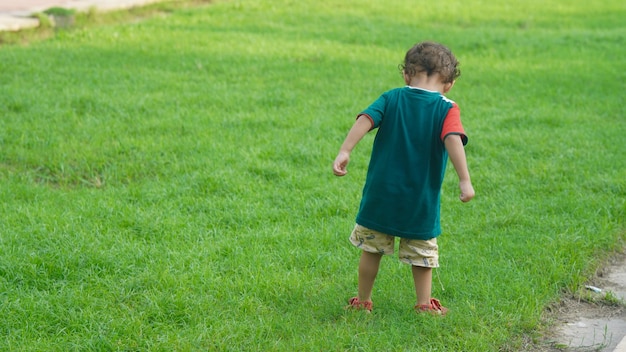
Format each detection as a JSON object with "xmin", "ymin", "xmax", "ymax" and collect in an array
[
  {"xmin": 0, "ymin": 0, "xmax": 160, "ymax": 31},
  {"xmin": 617, "ymin": 338, "xmax": 626, "ymax": 352}
]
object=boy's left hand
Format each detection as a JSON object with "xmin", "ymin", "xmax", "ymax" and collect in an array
[{"xmin": 459, "ymin": 180, "xmax": 475, "ymax": 202}]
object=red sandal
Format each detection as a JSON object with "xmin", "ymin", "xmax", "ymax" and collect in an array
[
  {"xmin": 415, "ymin": 298, "xmax": 448, "ymax": 315},
  {"xmin": 346, "ymin": 297, "xmax": 373, "ymax": 312}
]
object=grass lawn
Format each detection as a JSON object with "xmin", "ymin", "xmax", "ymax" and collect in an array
[{"xmin": 0, "ymin": 0, "xmax": 625, "ymax": 350}]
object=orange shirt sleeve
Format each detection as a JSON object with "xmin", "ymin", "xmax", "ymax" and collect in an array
[{"xmin": 440, "ymin": 103, "xmax": 468, "ymax": 145}]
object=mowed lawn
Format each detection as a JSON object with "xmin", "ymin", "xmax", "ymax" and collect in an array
[{"xmin": 0, "ymin": 0, "xmax": 625, "ymax": 350}]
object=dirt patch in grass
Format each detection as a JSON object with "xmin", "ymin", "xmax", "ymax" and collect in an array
[{"xmin": 532, "ymin": 252, "xmax": 626, "ymax": 352}]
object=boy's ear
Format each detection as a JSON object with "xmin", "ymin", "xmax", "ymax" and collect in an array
[
  {"xmin": 443, "ymin": 80, "xmax": 455, "ymax": 93},
  {"xmin": 403, "ymin": 71, "xmax": 411, "ymax": 85}
]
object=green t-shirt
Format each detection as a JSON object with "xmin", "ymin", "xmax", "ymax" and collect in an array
[{"xmin": 355, "ymin": 86, "xmax": 466, "ymax": 240}]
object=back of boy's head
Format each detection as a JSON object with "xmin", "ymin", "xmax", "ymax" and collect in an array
[{"xmin": 401, "ymin": 41, "xmax": 460, "ymax": 83}]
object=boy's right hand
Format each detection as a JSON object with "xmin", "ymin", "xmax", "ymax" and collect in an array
[
  {"xmin": 459, "ymin": 180, "xmax": 475, "ymax": 202},
  {"xmin": 333, "ymin": 151, "xmax": 350, "ymax": 176}
]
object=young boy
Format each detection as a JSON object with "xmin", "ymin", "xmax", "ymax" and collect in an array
[{"xmin": 332, "ymin": 41, "xmax": 475, "ymax": 315}]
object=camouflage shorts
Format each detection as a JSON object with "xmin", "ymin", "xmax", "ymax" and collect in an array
[{"xmin": 349, "ymin": 224, "xmax": 439, "ymax": 268}]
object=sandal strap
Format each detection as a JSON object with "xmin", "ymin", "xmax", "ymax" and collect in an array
[
  {"xmin": 415, "ymin": 298, "xmax": 448, "ymax": 315},
  {"xmin": 347, "ymin": 297, "xmax": 373, "ymax": 311}
]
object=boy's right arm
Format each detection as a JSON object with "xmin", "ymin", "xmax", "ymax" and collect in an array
[
  {"xmin": 333, "ymin": 115, "xmax": 373, "ymax": 176},
  {"xmin": 444, "ymin": 134, "xmax": 475, "ymax": 202}
]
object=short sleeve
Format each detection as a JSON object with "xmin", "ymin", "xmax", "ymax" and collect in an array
[
  {"xmin": 359, "ymin": 93, "xmax": 387, "ymax": 129},
  {"xmin": 441, "ymin": 103, "xmax": 468, "ymax": 145}
]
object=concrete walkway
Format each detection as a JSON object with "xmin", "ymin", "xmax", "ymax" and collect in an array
[
  {"xmin": 0, "ymin": 0, "xmax": 160, "ymax": 31},
  {"xmin": 617, "ymin": 338, "xmax": 626, "ymax": 352}
]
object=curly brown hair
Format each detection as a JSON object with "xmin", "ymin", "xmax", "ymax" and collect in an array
[{"xmin": 400, "ymin": 41, "xmax": 460, "ymax": 84}]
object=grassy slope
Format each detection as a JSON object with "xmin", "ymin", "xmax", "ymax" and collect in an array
[{"xmin": 0, "ymin": 0, "xmax": 625, "ymax": 350}]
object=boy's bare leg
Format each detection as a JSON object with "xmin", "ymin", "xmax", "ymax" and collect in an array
[
  {"xmin": 358, "ymin": 251, "xmax": 383, "ymax": 302},
  {"xmin": 412, "ymin": 265, "xmax": 433, "ymax": 306}
]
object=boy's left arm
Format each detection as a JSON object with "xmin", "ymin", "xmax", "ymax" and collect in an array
[{"xmin": 444, "ymin": 135, "xmax": 475, "ymax": 202}]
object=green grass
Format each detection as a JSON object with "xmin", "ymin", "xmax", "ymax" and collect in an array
[{"xmin": 1, "ymin": 0, "xmax": 625, "ymax": 350}]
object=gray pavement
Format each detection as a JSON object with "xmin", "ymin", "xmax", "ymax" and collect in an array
[{"xmin": 0, "ymin": 0, "xmax": 161, "ymax": 31}]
